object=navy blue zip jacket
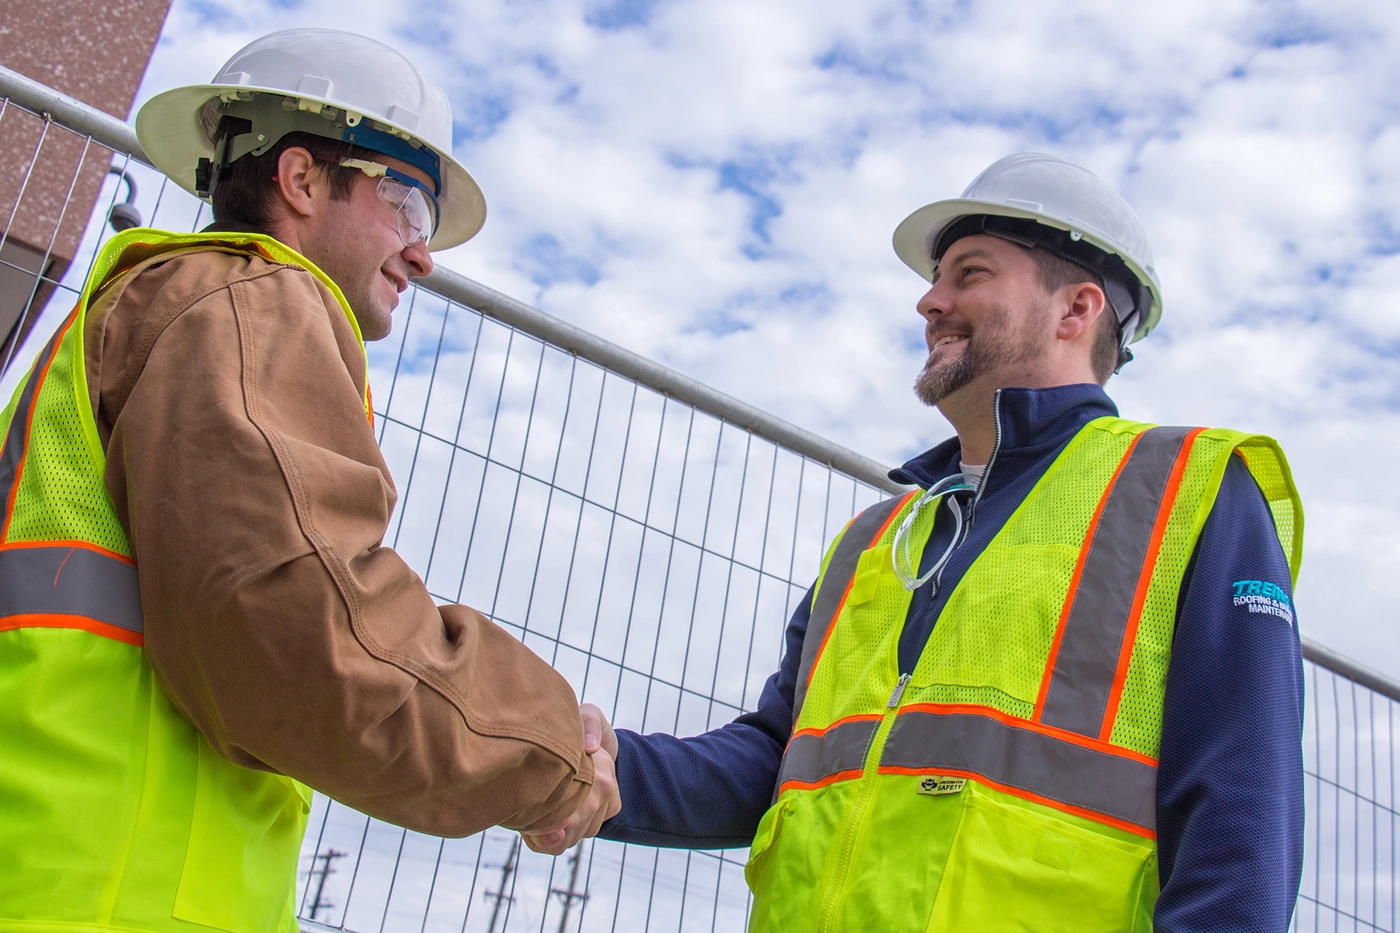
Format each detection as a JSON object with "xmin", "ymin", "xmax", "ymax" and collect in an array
[{"xmin": 599, "ymin": 384, "xmax": 1304, "ymax": 932}]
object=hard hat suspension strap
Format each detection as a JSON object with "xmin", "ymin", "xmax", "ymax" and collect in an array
[{"xmin": 209, "ymin": 96, "xmax": 442, "ymax": 196}]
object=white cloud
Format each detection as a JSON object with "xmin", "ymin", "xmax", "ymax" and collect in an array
[{"xmin": 12, "ymin": 0, "xmax": 1400, "ymax": 673}]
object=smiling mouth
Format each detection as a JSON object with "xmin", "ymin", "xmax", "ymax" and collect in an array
[
  {"xmin": 383, "ymin": 271, "xmax": 407, "ymax": 294},
  {"xmin": 933, "ymin": 334, "xmax": 968, "ymax": 350}
]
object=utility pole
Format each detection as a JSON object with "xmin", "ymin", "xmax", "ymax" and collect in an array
[
  {"xmin": 305, "ymin": 848, "xmax": 346, "ymax": 922},
  {"xmin": 550, "ymin": 844, "xmax": 590, "ymax": 933},
  {"xmin": 483, "ymin": 836, "xmax": 521, "ymax": 933}
]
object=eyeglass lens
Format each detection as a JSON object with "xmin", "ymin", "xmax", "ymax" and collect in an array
[{"xmin": 376, "ymin": 177, "xmax": 434, "ymax": 246}]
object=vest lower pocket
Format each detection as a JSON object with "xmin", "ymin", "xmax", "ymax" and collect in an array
[
  {"xmin": 173, "ymin": 736, "xmax": 310, "ymax": 932},
  {"xmin": 926, "ymin": 785, "xmax": 1153, "ymax": 933},
  {"xmin": 745, "ymin": 798, "xmax": 791, "ymax": 894},
  {"xmin": 748, "ymin": 796, "xmax": 832, "ymax": 933}
]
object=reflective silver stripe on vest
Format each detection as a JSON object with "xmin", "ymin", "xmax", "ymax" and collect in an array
[
  {"xmin": 776, "ymin": 717, "xmax": 881, "ymax": 791},
  {"xmin": 881, "ymin": 708, "xmax": 1157, "ymax": 832},
  {"xmin": 0, "ymin": 323, "xmax": 66, "ymax": 504},
  {"xmin": 0, "ymin": 545, "xmax": 144, "ymax": 635},
  {"xmin": 792, "ymin": 493, "xmax": 909, "ymax": 725},
  {"xmin": 1037, "ymin": 426, "xmax": 1193, "ymax": 738}
]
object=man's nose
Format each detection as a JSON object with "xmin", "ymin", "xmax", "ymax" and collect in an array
[
  {"xmin": 916, "ymin": 282, "xmax": 950, "ymax": 321},
  {"xmin": 403, "ymin": 240, "xmax": 433, "ymax": 279}
]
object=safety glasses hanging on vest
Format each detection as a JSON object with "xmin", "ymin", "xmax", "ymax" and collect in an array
[
  {"xmin": 891, "ymin": 473, "xmax": 980, "ymax": 592},
  {"xmin": 335, "ymin": 158, "xmax": 441, "ymax": 247}
]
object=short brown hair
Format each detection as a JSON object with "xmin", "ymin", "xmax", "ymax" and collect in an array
[
  {"xmin": 1027, "ymin": 246, "xmax": 1123, "ymax": 384},
  {"xmin": 208, "ymin": 117, "xmax": 378, "ymax": 229}
]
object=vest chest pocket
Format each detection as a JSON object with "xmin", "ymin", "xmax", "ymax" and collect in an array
[
  {"xmin": 846, "ymin": 545, "xmax": 891, "ymax": 608},
  {"xmin": 925, "ymin": 785, "xmax": 1154, "ymax": 933}
]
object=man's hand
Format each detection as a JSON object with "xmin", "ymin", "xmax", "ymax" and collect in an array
[
  {"xmin": 521, "ymin": 703, "xmax": 621, "ymax": 856},
  {"xmin": 581, "ymin": 701, "xmax": 618, "ymax": 759}
]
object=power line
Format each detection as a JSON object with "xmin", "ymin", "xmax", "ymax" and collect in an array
[
  {"xmin": 550, "ymin": 843, "xmax": 590, "ymax": 933},
  {"xmin": 305, "ymin": 848, "xmax": 346, "ymax": 922},
  {"xmin": 483, "ymin": 836, "xmax": 520, "ymax": 933}
]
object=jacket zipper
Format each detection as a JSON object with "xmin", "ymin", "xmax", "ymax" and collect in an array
[
  {"xmin": 816, "ymin": 674, "xmax": 911, "ymax": 933},
  {"xmin": 930, "ymin": 388, "xmax": 1005, "ymax": 596},
  {"xmin": 815, "ymin": 396, "xmax": 1007, "ymax": 931},
  {"xmin": 967, "ymin": 388, "xmax": 1005, "ymax": 525}
]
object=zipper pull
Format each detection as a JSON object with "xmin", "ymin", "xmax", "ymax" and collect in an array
[{"xmin": 888, "ymin": 673, "xmax": 911, "ymax": 708}]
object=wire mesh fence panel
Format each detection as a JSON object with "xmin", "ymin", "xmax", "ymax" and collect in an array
[
  {"xmin": 1297, "ymin": 663, "xmax": 1399, "ymax": 932},
  {"xmin": 3, "ymin": 74, "xmax": 1400, "ymax": 933},
  {"xmin": 0, "ymin": 93, "xmax": 216, "ymax": 402},
  {"xmin": 294, "ymin": 280, "xmax": 885, "ymax": 931}
]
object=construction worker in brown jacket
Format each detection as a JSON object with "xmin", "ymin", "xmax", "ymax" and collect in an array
[{"xmin": 0, "ymin": 29, "xmax": 618, "ymax": 931}]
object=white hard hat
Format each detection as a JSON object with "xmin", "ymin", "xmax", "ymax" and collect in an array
[
  {"xmin": 892, "ymin": 153, "xmax": 1162, "ymax": 343},
  {"xmin": 136, "ymin": 28, "xmax": 485, "ymax": 250}
]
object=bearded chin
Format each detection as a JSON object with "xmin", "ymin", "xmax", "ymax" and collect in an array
[{"xmin": 914, "ymin": 341, "xmax": 981, "ymax": 406}]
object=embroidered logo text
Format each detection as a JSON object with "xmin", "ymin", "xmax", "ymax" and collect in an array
[{"xmin": 1231, "ymin": 579, "xmax": 1294, "ymax": 627}]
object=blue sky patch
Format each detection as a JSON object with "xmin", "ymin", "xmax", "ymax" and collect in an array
[
  {"xmin": 586, "ymin": 0, "xmax": 664, "ymax": 31},
  {"xmin": 518, "ymin": 234, "xmax": 603, "ymax": 290}
]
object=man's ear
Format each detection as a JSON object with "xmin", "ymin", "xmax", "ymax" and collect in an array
[
  {"xmin": 1056, "ymin": 281, "xmax": 1107, "ymax": 342},
  {"xmin": 273, "ymin": 147, "xmax": 319, "ymax": 221}
]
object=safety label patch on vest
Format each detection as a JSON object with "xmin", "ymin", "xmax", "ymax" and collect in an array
[
  {"xmin": 917, "ymin": 776, "xmax": 967, "ymax": 796},
  {"xmin": 1231, "ymin": 579, "xmax": 1294, "ymax": 628}
]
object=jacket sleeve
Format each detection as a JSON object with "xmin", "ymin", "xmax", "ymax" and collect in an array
[
  {"xmin": 596, "ymin": 583, "xmax": 812, "ymax": 848},
  {"xmin": 96, "ymin": 255, "xmax": 593, "ymax": 838},
  {"xmin": 1154, "ymin": 454, "xmax": 1305, "ymax": 932}
]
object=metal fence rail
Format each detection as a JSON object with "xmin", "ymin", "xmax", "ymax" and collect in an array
[{"xmin": 1, "ymin": 63, "xmax": 1396, "ymax": 932}]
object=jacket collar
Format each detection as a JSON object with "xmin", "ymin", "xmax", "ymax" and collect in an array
[{"xmin": 889, "ymin": 384, "xmax": 1119, "ymax": 489}]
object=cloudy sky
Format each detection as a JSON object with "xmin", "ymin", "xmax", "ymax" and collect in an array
[{"xmin": 17, "ymin": 0, "xmax": 1400, "ymax": 674}]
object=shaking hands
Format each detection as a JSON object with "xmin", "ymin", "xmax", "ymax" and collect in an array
[{"xmin": 521, "ymin": 703, "xmax": 622, "ymax": 856}]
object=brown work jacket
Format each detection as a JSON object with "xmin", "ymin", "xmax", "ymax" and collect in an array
[{"xmin": 81, "ymin": 237, "xmax": 592, "ymax": 837}]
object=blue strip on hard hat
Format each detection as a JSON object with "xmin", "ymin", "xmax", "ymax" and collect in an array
[{"xmin": 342, "ymin": 121, "xmax": 442, "ymax": 196}]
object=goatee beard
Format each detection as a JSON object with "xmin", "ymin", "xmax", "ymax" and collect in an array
[
  {"xmin": 913, "ymin": 305, "xmax": 1043, "ymax": 407},
  {"xmin": 914, "ymin": 339, "xmax": 980, "ymax": 405}
]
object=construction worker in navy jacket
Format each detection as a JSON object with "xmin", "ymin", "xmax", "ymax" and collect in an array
[{"xmin": 524, "ymin": 153, "xmax": 1305, "ymax": 933}]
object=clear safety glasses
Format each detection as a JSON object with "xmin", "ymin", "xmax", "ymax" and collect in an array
[
  {"xmin": 890, "ymin": 473, "xmax": 980, "ymax": 592},
  {"xmin": 339, "ymin": 158, "xmax": 440, "ymax": 247}
]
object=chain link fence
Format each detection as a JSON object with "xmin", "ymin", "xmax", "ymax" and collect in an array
[{"xmin": 2, "ymin": 65, "xmax": 1396, "ymax": 932}]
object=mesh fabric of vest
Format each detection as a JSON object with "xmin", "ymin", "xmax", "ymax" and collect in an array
[
  {"xmin": 0, "ymin": 228, "xmax": 364, "ymax": 933},
  {"xmin": 909, "ymin": 422, "xmax": 1133, "ymax": 719},
  {"xmin": 3, "ymin": 319, "xmax": 130, "ymax": 552},
  {"xmin": 752, "ymin": 417, "xmax": 1302, "ymax": 933},
  {"xmin": 796, "ymin": 499, "xmax": 937, "ymax": 730},
  {"xmin": 1236, "ymin": 441, "xmax": 1303, "ymax": 571},
  {"xmin": 1108, "ymin": 430, "xmax": 1301, "ymax": 754}
]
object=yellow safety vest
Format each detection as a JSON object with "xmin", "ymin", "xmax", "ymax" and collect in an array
[
  {"xmin": 0, "ymin": 228, "xmax": 368, "ymax": 933},
  {"xmin": 745, "ymin": 417, "xmax": 1302, "ymax": 932}
]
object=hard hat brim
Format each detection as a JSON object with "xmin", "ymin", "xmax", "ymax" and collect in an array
[
  {"xmin": 136, "ymin": 85, "xmax": 486, "ymax": 250},
  {"xmin": 892, "ymin": 197, "xmax": 1162, "ymax": 343}
]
